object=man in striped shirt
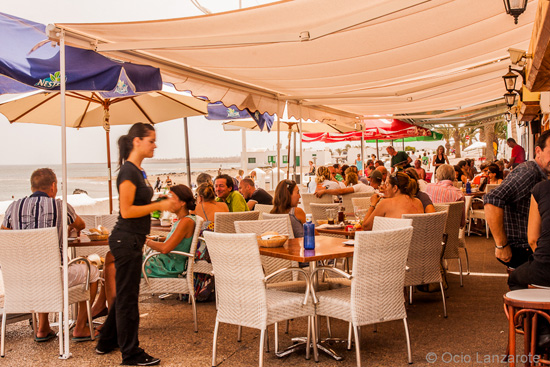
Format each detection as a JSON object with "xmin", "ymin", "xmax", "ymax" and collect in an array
[
  {"xmin": 1, "ymin": 168, "xmax": 100, "ymax": 342},
  {"xmin": 425, "ymin": 164, "xmax": 466, "ymax": 227}
]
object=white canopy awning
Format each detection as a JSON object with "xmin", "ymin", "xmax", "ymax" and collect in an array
[{"xmin": 53, "ymin": 0, "xmax": 538, "ymax": 123}]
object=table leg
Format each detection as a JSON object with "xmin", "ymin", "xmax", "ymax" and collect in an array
[{"xmin": 275, "ymin": 259, "xmax": 344, "ymax": 361}]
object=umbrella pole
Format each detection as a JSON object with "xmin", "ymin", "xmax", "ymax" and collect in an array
[
  {"xmin": 376, "ymin": 139, "xmax": 379, "ymax": 160},
  {"xmin": 299, "ymin": 103, "xmax": 303, "ymax": 186},
  {"xmin": 287, "ymin": 130, "xmax": 291, "ymax": 180},
  {"xmin": 183, "ymin": 117, "xmax": 192, "ymax": 188},
  {"xmin": 104, "ymin": 119, "xmax": 113, "ymax": 214},
  {"xmin": 360, "ymin": 123, "xmax": 365, "ymax": 167},
  {"xmin": 293, "ymin": 131, "xmax": 297, "ymax": 179},
  {"xmin": 402, "ymin": 138, "xmax": 405, "ymax": 150},
  {"xmin": 59, "ymin": 29, "xmax": 71, "ymax": 360},
  {"xmin": 277, "ymin": 114, "xmax": 280, "ymax": 186}
]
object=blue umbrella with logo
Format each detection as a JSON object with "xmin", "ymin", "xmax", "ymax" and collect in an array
[
  {"xmin": 0, "ymin": 13, "xmax": 209, "ymax": 214},
  {"xmin": 0, "ymin": 12, "xmax": 161, "ymax": 95}
]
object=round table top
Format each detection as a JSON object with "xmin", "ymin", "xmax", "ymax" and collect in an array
[{"xmin": 504, "ymin": 289, "xmax": 550, "ymax": 309}]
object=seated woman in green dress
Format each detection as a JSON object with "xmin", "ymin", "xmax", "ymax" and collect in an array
[{"xmin": 144, "ymin": 184, "xmax": 197, "ymax": 278}]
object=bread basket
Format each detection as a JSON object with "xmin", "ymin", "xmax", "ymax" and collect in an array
[
  {"xmin": 86, "ymin": 233, "xmax": 109, "ymax": 241},
  {"xmin": 257, "ymin": 233, "xmax": 288, "ymax": 248}
]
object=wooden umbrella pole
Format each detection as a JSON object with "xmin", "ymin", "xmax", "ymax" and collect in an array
[
  {"xmin": 104, "ymin": 106, "xmax": 113, "ymax": 214},
  {"xmin": 183, "ymin": 117, "xmax": 192, "ymax": 188}
]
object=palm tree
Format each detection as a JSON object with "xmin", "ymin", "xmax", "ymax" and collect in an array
[{"xmin": 435, "ymin": 127, "xmax": 452, "ymax": 155}]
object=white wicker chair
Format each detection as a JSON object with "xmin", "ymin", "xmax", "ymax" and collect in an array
[
  {"xmin": 351, "ymin": 197, "xmax": 372, "ymax": 210},
  {"xmin": 301, "ymin": 193, "xmax": 333, "ymax": 214},
  {"xmin": 98, "ymin": 214, "xmax": 118, "ymax": 231},
  {"xmin": 214, "ymin": 211, "xmax": 260, "ymax": 233},
  {"xmin": 254, "ymin": 204, "xmax": 274, "ymax": 219},
  {"xmin": 204, "ymin": 232, "xmax": 316, "ymax": 367},
  {"xmin": 0, "ymin": 227, "xmax": 94, "ymax": 357},
  {"xmin": 401, "ymin": 211, "xmax": 448, "ymax": 317},
  {"xmin": 311, "ymin": 227, "xmax": 414, "ymax": 367},
  {"xmin": 434, "ymin": 202, "xmax": 467, "ymax": 286},
  {"xmin": 341, "ymin": 192, "xmax": 374, "ymax": 213},
  {"xmin": 468, "ymin": 199, "xmax": 489, "ymax": 238},
  {"xmin": 235, "ymin": 218, "xmax": 296, "ymax": 283},
  {"xmin": 261, "ymin": 213, "xmax": 295, "ymax": 239},
  {"xmin": 310, "ymin": 203, "xmax": 339, "ymax": 225},
  {"xmin": 140, "ymin": 216, "xmax": 204, "ymax": 332},
  {"xmin": 80, "ymin": 214, "xmax": 98, "ymax": 229}
]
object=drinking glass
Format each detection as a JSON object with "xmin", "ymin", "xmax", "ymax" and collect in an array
[
  {"xmin": 326, "ymin": 209, "xmax": 336, "ymax": 225},
  {"xmin": 354, "ymin": 207, "xmax": 367, "ymax": 222}
]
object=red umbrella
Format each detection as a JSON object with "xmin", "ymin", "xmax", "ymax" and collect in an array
[{"xmin": 302, "ymin": 119, "xmax": 431, "ymax": 143}]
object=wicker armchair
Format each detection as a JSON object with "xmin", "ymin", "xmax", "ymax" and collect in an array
[
  {"xmin": 310, "ymin": 203, "xmax": 339, "ymax": 225},
  {"xmin": 254, "ymin": 204, "xmax": 274, "ymax": 219},
  {"xmin": 301, "ymin": 193, "xmax": 333, "ymax": 214},
  {"xmin": 351, "ymin": 197, "xmax": 372, "ymax": 210},
  {"xmin": 341, "ymin": 192, "xmax": 373, "ymax": 213},
  {"xmin": 261, "ymin": 213, "xmax": 295, "ymax": 239},
  {"xmin": 235, "ymin": 218, "xmax": 297, "ymax": 284},
  {"xmin": 214, "ymin": 211, "xmax": 260, "ymax": 233},
  {"xmin": 80, "ymin": 214, "xmax": 98, "ymax": 229},
  {"xmin": 140, "ymin": 216, "xmax": 204, "ymax": 332},
  {"xmin": 311, "ymin": 227, "xmax": 414, "ymax": 367},
  {"xmin": 204, "ymin": 232, "xmax": 316, "ymax": 367},
  {"xmin": 98, "ymin": 214, "xmax": 118, "ymax": 231},
  {"xmin": 434, "ymin": 202, "xmax": 467, "ymax": 286},
  {"xmin": 401, "ymin": 211, "xmax": 448, "ymax": 317},
  {"xmin": 0, "ymin": 227, "xmax": 94, "ymax": 357}
]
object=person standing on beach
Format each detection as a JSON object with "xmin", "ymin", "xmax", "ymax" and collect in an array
[
  {"xmin": 165, "ymin": 176, "xmax": 172, "ymax": 188},
  {"xmin": 214, "ymin": 174, "xmax": 248, "ymax": 212},
  {"xmin": 153, "ymin": 177, "xmax": 162, "ymax": 192},
  {"xmin": 96, "ymin": 123, "xmax": 176, "ymax": 366}
]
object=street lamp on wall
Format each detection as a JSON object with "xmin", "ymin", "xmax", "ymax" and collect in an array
[
  {"xmin": 503, "ymin": 0, "xmax": 528, "ymax": 24},
  {"xmin": 503, "ymin": 66, "xmax": 520, "ymax": 93},
  {"xmin": 504, "ymin": 92, "xmax": 517, "ymax": 108}
]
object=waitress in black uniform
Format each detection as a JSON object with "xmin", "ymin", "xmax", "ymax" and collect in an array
[{"xmin": 96, "ymin": 123, "xmax": 176, "ymax": 366}]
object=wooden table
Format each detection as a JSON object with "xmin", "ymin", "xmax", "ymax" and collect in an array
[
  {"xmin": 465, "ymin": 191, "xmax": 485, "ymax": 197},
  {"xmin": 68, "ymin": 236, "xmax": 109, "ymax": 248},
  {"xmin": 260, "ymin": 236, "xmax": 354, "ymax": 360},
  {"xmin": 316, "ymin": 227, "xmax": 356, "ymax": 239},
  {"xmin": 259, "ymin": 236, "xmax": 354, "ymax": 263},
  {"xmin": 150, "ymin": 225, "xmax": 172, "ymax": 233}
]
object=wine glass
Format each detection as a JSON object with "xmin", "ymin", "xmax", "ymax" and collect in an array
[{"xmin": 354, "ymin": 207, "xmax": 367, "ymax": 222}]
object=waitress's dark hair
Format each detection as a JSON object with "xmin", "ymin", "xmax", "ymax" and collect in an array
[
  {"xmin": 170, "ymin": 184, "xmax": 196, "ymax": 211},
  {"xmin": 117, "ymin": 123, "xmax": 155, "ymax": 168}
]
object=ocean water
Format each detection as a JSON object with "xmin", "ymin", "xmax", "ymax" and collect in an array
[{"xmin": 0, "ymin": 161, "xmax": 239, "ymax": 201}]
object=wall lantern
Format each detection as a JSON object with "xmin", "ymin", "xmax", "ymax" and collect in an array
[
  {"xmin": 504, "ymin": 92, "xmax": 517, "ymax": 108},
  {"xmin": 503, "ymin": 0, "xmax": 528, "ymax": 24}
]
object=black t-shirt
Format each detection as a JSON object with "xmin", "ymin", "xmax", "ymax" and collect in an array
[
  {"xmin": 113, "ymin": 161, "xmax": 154, "ymax": 235},
  {"xmin": 248, "ymin": 188, "xmax": 273, "ymax": 208},
  {"xmin": 533, "ymin": 180, "xmax": 550, "ymax": 260}
]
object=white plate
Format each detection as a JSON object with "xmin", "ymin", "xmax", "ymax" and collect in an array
[{"xmin": 343, "ymin": 240, "xmax": 355, "ymax": 246}]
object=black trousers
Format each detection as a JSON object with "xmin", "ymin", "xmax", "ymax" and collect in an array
[
  {"xmin": 497, "ymin": 245, "xmax": 533, "ymax": 270},
  {"xmin": 99, "ymin": 230, "xmax": 145, "ymax": 361},
  {"xmin": 508, "ymin": 255, "xmax": 550, "ymax": 290}
]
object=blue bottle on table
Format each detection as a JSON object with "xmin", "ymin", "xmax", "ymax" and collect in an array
[
  {"xmin": 304, "ymin": 214, "xmax": 315, "ymax": 250},
  {"xmin": 466, "ymin": 181, "xmax": 471, "ymax": 194}
]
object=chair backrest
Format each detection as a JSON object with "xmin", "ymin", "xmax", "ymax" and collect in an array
[
  {"xmin": 433, "ymin": 201, "xmax": 463, "ymax": 259},
  {"xmin": 203, "ymin": 232, "xmax": 268, "ymax": 329},
  {"xmin": 80, "ymin": 214, "xmax": 98, "ymax": 229},
  {"xmin": 301, "ymin": 193, "xmax": 333, "ymax": 214},
  {"xmin": 372, "ymin": 217, "xmax": 413, "ymax": 231},
  {"xmin": 351, "ymin": 227, "xmax": 414, "ymax": 325},
  {"xmin": 254, "ymin": 204, "xmax": 274, "ymax": 219},
  {"xmin": 184, "ymin": 216, "xmax": 204, "ymax": 278},
  {"xmin": 401, "ymin": 211, "xmax": 448, "ymax": 287},
  {"xmin": 342, "ymin": 192, "xmax": 374, "ymax": 213},
  {"xmin": 310, "ymin": 203, "xmax": 339, "ymax": 225},
  {"xmin": 235, "ymin": 217, "xmax": 293, "ymax": 282},
  {"xmin": 257, "ymin": 213, "xmax": 295, "ymax": 239},
  {"xmin": 486, "ymin": 184, "xmax": 499, "ymax": 193},
  {"xmin": 464, "ymin": 195, "xmax": 473, "ymax": 221},
  {"xmin": 214, "ymin": 211, "xmax": 260, "ymax": 233},
  {"xmin": 0, "ymin": 228, "xmax": 63, "ymax": 313},
  {"xmin": 98, "ymin": 214, "xmax": 118, "ymax": 231},
  {"xmin": 351, "ymin": 197, "xmax": 371, "ymax": 210}
]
